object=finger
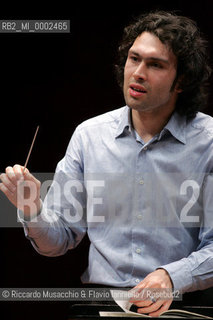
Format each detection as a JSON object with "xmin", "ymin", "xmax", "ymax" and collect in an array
[
  {"xmin": 18, "ymin": 166, "xmax": 39, "ymax": 184},
  {"xmin": 5, "ymin": 166, "xmax": 17, "ymax": 184},
  {"xmin": 149, "ymin": 299, "xmax": 172, "ymax": 317},
  {"xmin": 129, "ymin": 283, "xmax": 147, "ymax": 302},
  {"xmin": 0, "ymin": 182, "xmax": 14, "ymax": 198},
  {"xmin": 137, "ymin": 300, "xmax": 163, "ymax": 314},
  {"xmin": 133, "ymin": 299, "xmax": 153, "ymax": 307},
  {"xmin": 22, "ymin": 169, "xmax": 41, "ymax": 189},
  {"xmin": 22, "ymin": 168, "xmax": 34, "ymax": 180},
  {"xmin": 22, "ymin": 166, "xmax": 29, "ymax": 175},
  {"xmin": 131, "ymin": 288, "xmax": 155, "ymax": 307},
  {"xmin": 129, "ymin": 282, "xmax": 152, "ymax": 303},
  {"xmin": 134, "ymin": 281, "xmax": 146, "ymax": 290},
  {"xmin": 13, "ymin": 164, "xmax": 24, "ymax": 180},
  {"xmin": 0, "ymin": 173, "xmax": 16, "ymax": 193}
]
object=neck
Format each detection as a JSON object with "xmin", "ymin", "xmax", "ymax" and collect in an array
[{"xmin": 131, "ymin": 107, "xmax": 174, "ymax": 143}]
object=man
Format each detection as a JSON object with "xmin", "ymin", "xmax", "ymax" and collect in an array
[{"xmin": 0, "ymin": 11, "xmax": 213, "ymax": 317}]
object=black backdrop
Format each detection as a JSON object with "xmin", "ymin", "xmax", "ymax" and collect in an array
[{"xmin": 0, "ymin": 1, "xmax": 213, "ymax": 319}]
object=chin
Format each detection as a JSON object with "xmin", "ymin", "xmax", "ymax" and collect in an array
[{"xmin": 127, "ymin": 103, "xmax": 145, "ymax": 111}]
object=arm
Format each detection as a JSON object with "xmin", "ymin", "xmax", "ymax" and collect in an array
[
  {"xmin": 130, "ymin": 173, "xmax": 213, "ymax": 316},
  {"xmin": 160, "ymin": 173, "xmax": 213, "ymax": 293},
  {"xmin": 0, "ymin": 128, "xmax": 87, "ymax": 256}
]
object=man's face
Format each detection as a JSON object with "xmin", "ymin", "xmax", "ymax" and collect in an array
[{"xmin": 123, "ymin": 31, "xmax": 180, "ymax": 114}]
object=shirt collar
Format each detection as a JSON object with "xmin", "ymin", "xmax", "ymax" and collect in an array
[
  {"xmin": 115, "ymin": 106, "xmax": 132, "ymax": 138},
  {"xmin": 162, "ymin": 112, "xmax": 186, "ymax": 144},
  {"xmin": 115, "ymin": 106, "xmax": 187, "ymax": 144}
]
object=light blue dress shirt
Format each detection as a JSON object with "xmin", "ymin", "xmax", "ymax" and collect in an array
[{"xmin": 22, "ymin": 106, "xmax": 213, "ymax": 293}]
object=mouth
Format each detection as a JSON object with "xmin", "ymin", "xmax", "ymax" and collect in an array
[{"xmin": 129, "ymin": 84, "xmax": 147, "ymax": 97}]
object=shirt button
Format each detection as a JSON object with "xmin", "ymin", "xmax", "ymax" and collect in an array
[
  {"xmin": 143, "ymin": 146, "xmax": 148, "ymax": 151},
  {"xmin": 135, "ymin": 278, "xmax": 140, "ymax": 283},
  {"xmin": 137, "ymin": 214, "xmax": 142, "ymax": 220},
  {"xmin": 136, "ymin": 248, "xmax": 141, "ymax": 254},
  {"xmin": 139, "ymin": 179, "xmax": 144, "ymax": 185}
]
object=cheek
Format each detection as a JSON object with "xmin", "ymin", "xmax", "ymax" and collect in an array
[
  {"xmin": 124, "ymin": 62, "xmax": 135, "ymax": 79},
  {"xmin": 152, "ymin": 74, "xmax": 176, "ymax": 92},
  {"xmin": 124, "ymin": 66, "xmax": 129, "ymax": 78},
  {"xmin": 123, "ymin": 69, "xmax": 130, "ymax": 88}
]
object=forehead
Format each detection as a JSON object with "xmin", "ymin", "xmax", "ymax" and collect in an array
[{"xmin": 129, "ymin": 31, "xmax": 177, "ymax": 65}]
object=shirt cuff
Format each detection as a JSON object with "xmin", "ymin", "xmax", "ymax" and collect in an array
[
  {"xmin": 159, "ymin": 258, "xmax": 193, "ymax": 293},
  {"xmin": 17, "ymin": 200, "xmax": 50, "ymax": 238}
]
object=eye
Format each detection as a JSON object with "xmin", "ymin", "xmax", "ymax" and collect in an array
[
  {"xmin": 129, "ymin": 55, "xmax": 139, "ymax": 62},
  {"xmin": 150, "ymin": 62, "xmax": 163, "ymax": 69}
]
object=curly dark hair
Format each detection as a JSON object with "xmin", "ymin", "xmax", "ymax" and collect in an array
[{"xmin": 115, "ymin": 11, "xmax": 212, "ymax": 119}]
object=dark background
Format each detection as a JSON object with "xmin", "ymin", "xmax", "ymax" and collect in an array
[{"xmin": 0, "ymin": 1, "xmax": 213, "ymax": 319}]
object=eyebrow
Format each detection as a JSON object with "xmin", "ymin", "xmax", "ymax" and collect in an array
[{"xmin": 128, "ymin": 50, "xmax": 170, "ymax": 65}]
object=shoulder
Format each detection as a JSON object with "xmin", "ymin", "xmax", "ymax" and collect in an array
[
  {"xmin": 76, "ymin": 106, "xmax": 126, "ymax": 132},
  {"xmin": 190, "ymin": 112, "xmax": 213, "ymax": 138}
]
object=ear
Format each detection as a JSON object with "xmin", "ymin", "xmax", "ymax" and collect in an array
[
  {"xmin": 174, "ymin": 75, "xmax": 184, "ymax": 93},
  {"xmin": 175, "ymin": 87, "xmax": 183, "ymax": 93}
]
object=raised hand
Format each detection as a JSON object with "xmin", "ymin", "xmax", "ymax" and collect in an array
[{"xmin": 0, "ymin": 164, "xmax": 41, "ymax": 219}]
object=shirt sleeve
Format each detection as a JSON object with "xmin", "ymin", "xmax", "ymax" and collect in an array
[
  {"xmin": 159, "ymin": 173, "xmax": 213, "ymax": 293},
  {"xmin": 18, "ymin": 126, "xmax": 87, "ymax": 257}
]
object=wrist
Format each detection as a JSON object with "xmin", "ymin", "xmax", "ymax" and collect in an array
[
  {"xmin": 22, "ymin": 198, "xmax": 42, "ymax": 221},
  {"xmin": 156, "ymin": 268, "xmax": 174, "ymax": 289}
]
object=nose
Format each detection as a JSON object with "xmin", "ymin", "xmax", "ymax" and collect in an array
[{"xmin": 133, "ymin": 61, "xmax": 147, "ymax": 81}]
